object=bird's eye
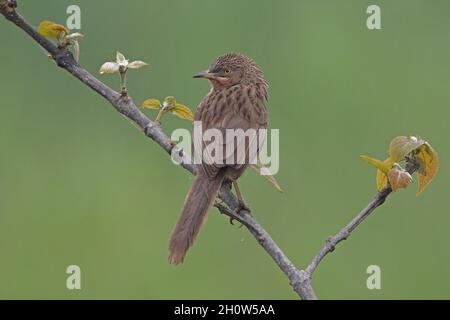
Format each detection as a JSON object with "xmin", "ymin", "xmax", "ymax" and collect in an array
[{"xmin": 223, "ymin": 68, "xmax": 231, "ymax": 74}]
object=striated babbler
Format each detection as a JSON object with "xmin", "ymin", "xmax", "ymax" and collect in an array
[{"xmin": 169, "ymin": 53, "xmax": 269, "ymax": 264}]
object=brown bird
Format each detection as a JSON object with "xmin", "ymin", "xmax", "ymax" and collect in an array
[{"xmin": 168, "ymin": 53, "xmax": 269, "ymax": 264}]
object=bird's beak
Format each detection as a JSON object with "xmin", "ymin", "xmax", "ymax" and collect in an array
[{"xmin": 193, "ymin": 70, "xmax": 216, "ymax": 79}]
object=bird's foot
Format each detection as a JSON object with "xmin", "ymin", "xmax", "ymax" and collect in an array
[
  {"xmin": 237, "ymin": 199, "xmax": 250, "ymax": 213},
  {"xmin": 229, "ymin": 200, "xmax": 249, "ymax": 228}
]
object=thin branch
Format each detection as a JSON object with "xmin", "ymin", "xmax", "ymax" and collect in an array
[
  {"xmin": 0, "ymin": 0, "xmax": 316, "ymax": 300},
  {"xmin": 305, "ymin": 162, "xmax": 420, "ymax": 277},
  {"xmin": 305, "ymin": 187, "xmax": 392, "ymax": 276}
]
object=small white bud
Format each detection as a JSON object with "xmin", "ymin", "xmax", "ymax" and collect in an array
[
  {"xmin": 128, "ymin": 60, "xmax": 148, "ymax": 69},
  {"xmin": 65, "ymin": 32, "xmax": 84, "ymax": 41},
  {"xmin": 116, "ymin": 51, "xmax": 126, "ymax": 64},
  {"xmin": 99, "ymin": 62, "xmax": 119, "ymax": 74}
]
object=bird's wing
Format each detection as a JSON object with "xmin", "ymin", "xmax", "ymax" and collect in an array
[{"xmin": 193, "ymin": 85, "xmax": 267, "ymax": 179}]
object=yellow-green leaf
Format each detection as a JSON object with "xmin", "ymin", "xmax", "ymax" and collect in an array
[
  {"xmin": 37, "ymin": 20, "xmax": 68, "ymax": 39},
  {"xmin": 171, "ymin": 103, "xmax": 194, "ymax": 121},
  {"xmin": 360, "ymin": 155, "xmax": 391, "ymax": 174},
  {"xmin": 416, "ymin": 143, "xmax": 439, "ymax": 195},
  {"xmin": 360, "ymin": 155, "xmax": 393, "ymax": 190},
  {"xmin": 376, "ymin": 168, "xmax": 388, "ymax": 191},
  {"xmin": 375, "ymin": 158, "xmax": 395, "ymax": 191},
  {"xmin": 142, "ymin": 98, "xmax": 161, "ymax": 110},
  {"xmin": 389, "ymin": 136, "xmax": 425, "ymax": 162}
]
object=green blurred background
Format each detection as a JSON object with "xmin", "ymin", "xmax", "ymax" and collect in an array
[{"xmin": 0, "ymin": 0, "xmax": 448, "ymax": 299}]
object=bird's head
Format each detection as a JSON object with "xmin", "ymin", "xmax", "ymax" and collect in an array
[{"xmin": 193, "ymin": 53, "xmax": 267, "ymax": 91}]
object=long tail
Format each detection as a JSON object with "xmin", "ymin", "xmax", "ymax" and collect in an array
[{"xmin": 168, "ymin": 169, "xmax": 225, "ymax": 264}]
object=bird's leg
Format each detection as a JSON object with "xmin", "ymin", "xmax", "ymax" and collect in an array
[
  {"xmin": 220, "ymin": 178, "xmax": 236, "ymax": 225},
  {"xmin": 233, "ymin": 180, "xmax": 250, "ymax": 213},
  {"xmin": 223, "ymin": 178, "xmax": 233, "ymax": 190},
  {"xmin": 219, "ymin": 178, "xmax": 246, "ymax": 225}
]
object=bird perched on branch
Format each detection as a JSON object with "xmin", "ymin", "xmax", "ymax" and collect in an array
[{"xmin": 169, "ymin": 53, "xmax": 269, "ymax": 264}]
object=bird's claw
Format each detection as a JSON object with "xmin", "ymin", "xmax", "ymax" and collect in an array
[
  {"xmin": 229, "ymin": 201, "xmax": 248, "ymax": 228},
  {"xmin": 229, "ymin": 216, "xmax": 244, "ymax": 228},
  {"xmin": 237, "ymin": 199, "xmax": 250, "ymax": 213}
]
